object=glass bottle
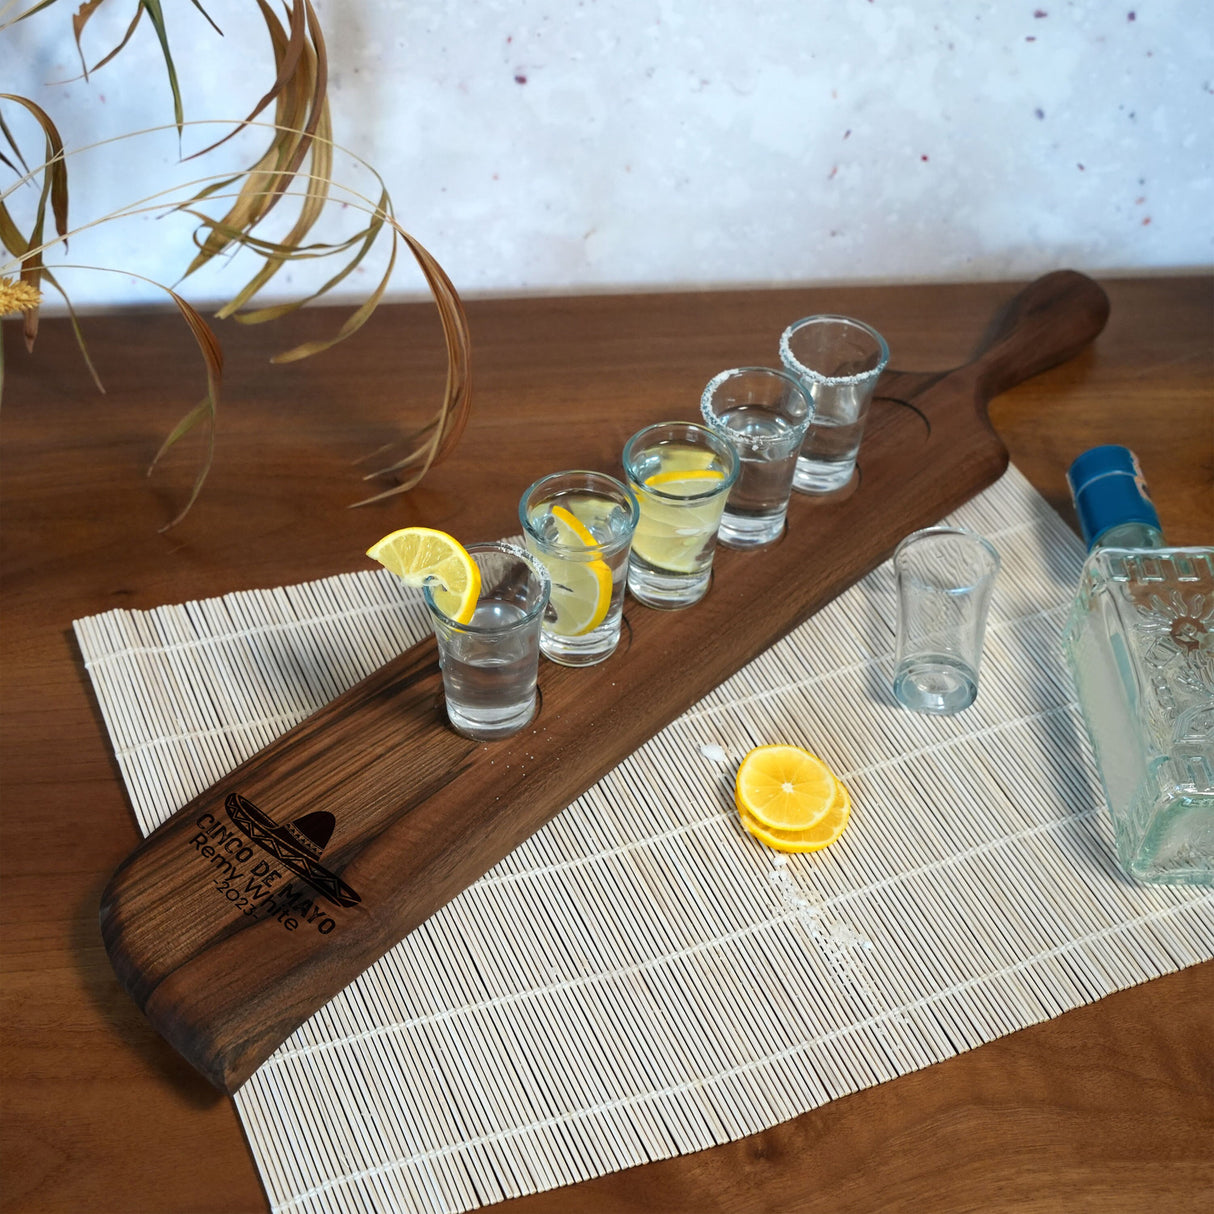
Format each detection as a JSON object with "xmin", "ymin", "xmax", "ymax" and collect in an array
[{"xmin": 1062, "ymin": 445, "xmax": 1213, "ymax": 886}]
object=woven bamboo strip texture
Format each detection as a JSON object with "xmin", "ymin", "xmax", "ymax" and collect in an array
[{"xmin": 75, "ymin": 467, "xmax": 1214, "ymax": 1214}]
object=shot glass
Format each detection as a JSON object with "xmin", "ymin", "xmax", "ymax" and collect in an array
[
  {"xmin": 892, "ymin": 526, "xmax": 1000, "ymax": 715},
  {"xmin": 700, "ymin": 366, "xmax": 812, "ymax": 549},
  {"xmin": 519, "ymin": 470, "xmax": 640, "ymax": 666},
  {"xmin": 622, "ymin": 421, "xmax": 740, "ymax": 609},
  {"xmin": 423, "ymin": 541, "xmax": 551, "ymax": 740},
  {"xmin": 779, "ymin": 315, "xmax": 889, "ymax": 494}
]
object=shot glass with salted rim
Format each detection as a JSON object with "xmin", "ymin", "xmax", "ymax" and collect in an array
[
  {"xmin": 779, "ymin": 314, "xmax": 889, "ymax": 494},
  {"xmin": 622, "ymin": 421, "xmax": 740, "ymax": 609},
  {"xmin": 423, "ymin": 540, "xmax": 550, "ymax": 740},
  {"xmin": 519, "ymin": 470, "xmax": 639, "ymax": 666},
  {"xmin": 892, "ymin": 525, "xmax": 1000, "ymax": 715},
  {"xmin": 700, "ymin": 366, "xmax": 812, "ymax": 549}
]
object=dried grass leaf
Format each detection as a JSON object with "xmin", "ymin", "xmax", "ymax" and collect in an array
[
  {"xmin": 177, "ymin": 0, "xmax": 321, "ymax": 278},
  {"xmin": 78, "ymin": 5, "xmax": 145, "ymax": 78},
  {"xmin": 148, "ymin": 286, "xmax": 223, "ymax": 530},
  {"xmin": 0, "ymin": 206, "xmax": 102, "ymax": 383},
  {"xmin": 349, "ymin": 227, "xmax": 472, "ymax": 506},
  {"xmin": 271, "ymin": 227, "xmax": 395, "ymax": 363},
  {"xmin": 185, "ymin": 2, "xmax": 222, "ymax": 38},
  {"xmin": 187, "ymin": 0, "xmax": 304, "ymax": 161},
  {"xmin": 227, "ymin": 180, "xmax": 383, "ymax": 327},
  {"xmin": 180, "ymin": 205, "xmax": 371, "ymax": 267},
  {"xmin": 0, "ymin": 92, "xmax": 69, "ymax": 348},
  {"xmin": 210, "ymin": 105, "xmax": 334, "ymax": 317},
  {"xmin": 32, "ymin": 263, "xmax": 104, "ymax": 392},
  {"xmin": 0, "ymin": 94, "xmax": 69, "ymax": 239},
  {"xmin": 140, "ymin": 0, "xmax": 185, "ymax": 133},
  {"xmin": 0, "ymin": 201, "xmax": 30, "ymax": 260},
  {"xmin": 9, "ymin": 0, "xmax": 62, "ymax": 21},
  {"xmin": 71, "ymin": 0, "xmax": 109, "ymax": 77},
  {"xmin": 0, "ymin": 107, "xmax": 31, "ymax": 172},
  {"xmin": 149, "ymin": 396, "xmax": 211, "ymax": 464}
]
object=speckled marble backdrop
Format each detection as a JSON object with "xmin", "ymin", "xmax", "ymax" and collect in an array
[{"xmin": 6, "ymin": 1, "xmax": 1212, "ymax": 310}]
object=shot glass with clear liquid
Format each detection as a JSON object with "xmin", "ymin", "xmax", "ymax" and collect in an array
[
  {"xmin": 622, "ymin": 421, "xmax": 739, "ymax": 609},
  {"xmin": 519, "ymin": 470, "xmax": 639, "ymax": 666},
  {"xmin": 779, "ymin": 315, "xmax": 889, "ymax": 494},
  {"xmin": 893, "ymin": 526, "xmax": 1000, "ymax": 715},
  {"xmin": 423, "ymin": 541, "xmax": 551, "ymax": 740},
  {"xmin": 700, "ymin": 366, "xmax": 812, "ymax": 549}
]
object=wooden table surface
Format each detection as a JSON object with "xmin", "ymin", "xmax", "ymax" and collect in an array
[{"xmin": 2, "ymin": 275, "xmax": 1211, "ymax": 1213}]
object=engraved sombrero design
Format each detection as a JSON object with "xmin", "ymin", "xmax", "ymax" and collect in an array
[{"xmin": 225, "ymin": 793, "xmax": 361, "ymax": 908}]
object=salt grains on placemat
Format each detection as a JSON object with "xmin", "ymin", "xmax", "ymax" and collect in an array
[{"xmin": 75, "ymin": 467, "xmax": 1214, "ymax": 1214}]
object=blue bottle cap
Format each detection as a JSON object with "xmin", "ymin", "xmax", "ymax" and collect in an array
[{"xmin": 1067, "ymin": 445, "xmax": 1161, "ymax": 550}]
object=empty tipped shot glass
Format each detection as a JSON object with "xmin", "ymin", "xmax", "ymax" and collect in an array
[
  {"xmin": 519, "ymin": 470, "xmax": 640, "ymax": 666},
  {"xmin": 423, "ymin": 541, "xmax": 551, "ymax": 739},
  {"xmin": 700, "ymin": 366, "xmax": 812, "ymax": 549},
  {"xmin": 622, "ymin": 421, "xmax": 740, "ymax": 609},
  {"xmin": 779, "ymin": 314, "xmax": 889, "ymax": 494},
  {"xmin": 893, "ymin": 526, "xmax": 1000, "ymax": 715}
]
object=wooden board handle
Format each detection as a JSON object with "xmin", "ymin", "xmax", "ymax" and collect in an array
[
  {"xmin": 99, "ymin": 272, "xmax": 1111, "ymax": 1093},
  {"xmin": 965, "ymin": 268, "xmax": 1111, "ymax": 399}
]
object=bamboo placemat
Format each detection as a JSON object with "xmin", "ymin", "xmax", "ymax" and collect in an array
[{"xmin": 75, "ymin": 467, "xmax": 1214, "ymax": 1214}]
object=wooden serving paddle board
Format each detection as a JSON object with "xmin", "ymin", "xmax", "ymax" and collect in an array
[{"xmin": 100, "ymin": 270, "xmax": 1110, "ymax": 1093}]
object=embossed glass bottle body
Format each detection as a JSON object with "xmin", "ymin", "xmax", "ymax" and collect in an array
[
  {"xmin": 1064, "ymin": 546, "xmax": 1214, "ymax": 886},
  {"xmin": 1064, "ymin": 446, "xmax": 1213, "ymax": 886}
]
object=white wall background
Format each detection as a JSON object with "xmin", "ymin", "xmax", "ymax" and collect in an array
[{"xmin": 5, "ymin": 0, "xmax": 1212, "ymax": 312}]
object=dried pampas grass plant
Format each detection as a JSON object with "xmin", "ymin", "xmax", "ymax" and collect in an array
[{"xmin": 1, "ymin": 0, "xmax": 471, "ymax": 528}]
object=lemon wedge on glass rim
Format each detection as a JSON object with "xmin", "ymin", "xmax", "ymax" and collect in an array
[
  {"xmin": 734, "ymin": 745, "xmax": 852, "ymax": 853},
  {"xmin": 366, "ymin": 527, "xmax": 480, "ymax": 624},
  {"xmin": 542, "ymin": 504, "xmax": 613, "ymax": 636}
]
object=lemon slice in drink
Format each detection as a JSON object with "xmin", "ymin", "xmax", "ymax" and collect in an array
[
  {"xmin": 644, "ymin": 468, "xmax": 726, "ymax": 489},
  {"xmin": 632, "ymin": 468, "xmax": 728, "ymax": 574},
  {"xmin": 366, "ymin": 527, "xmax": 480, "ymax": 624},
  {"xmin": 734, "ymin": 745, "xmax": 840, "ymax": 832},
  {"xmin": 649, "ymin": 446, "xmax": 719, "ymax": 476},
  {"xmin": 538, "ymin": 505, "xmax": 613, "ymax": 636}
]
